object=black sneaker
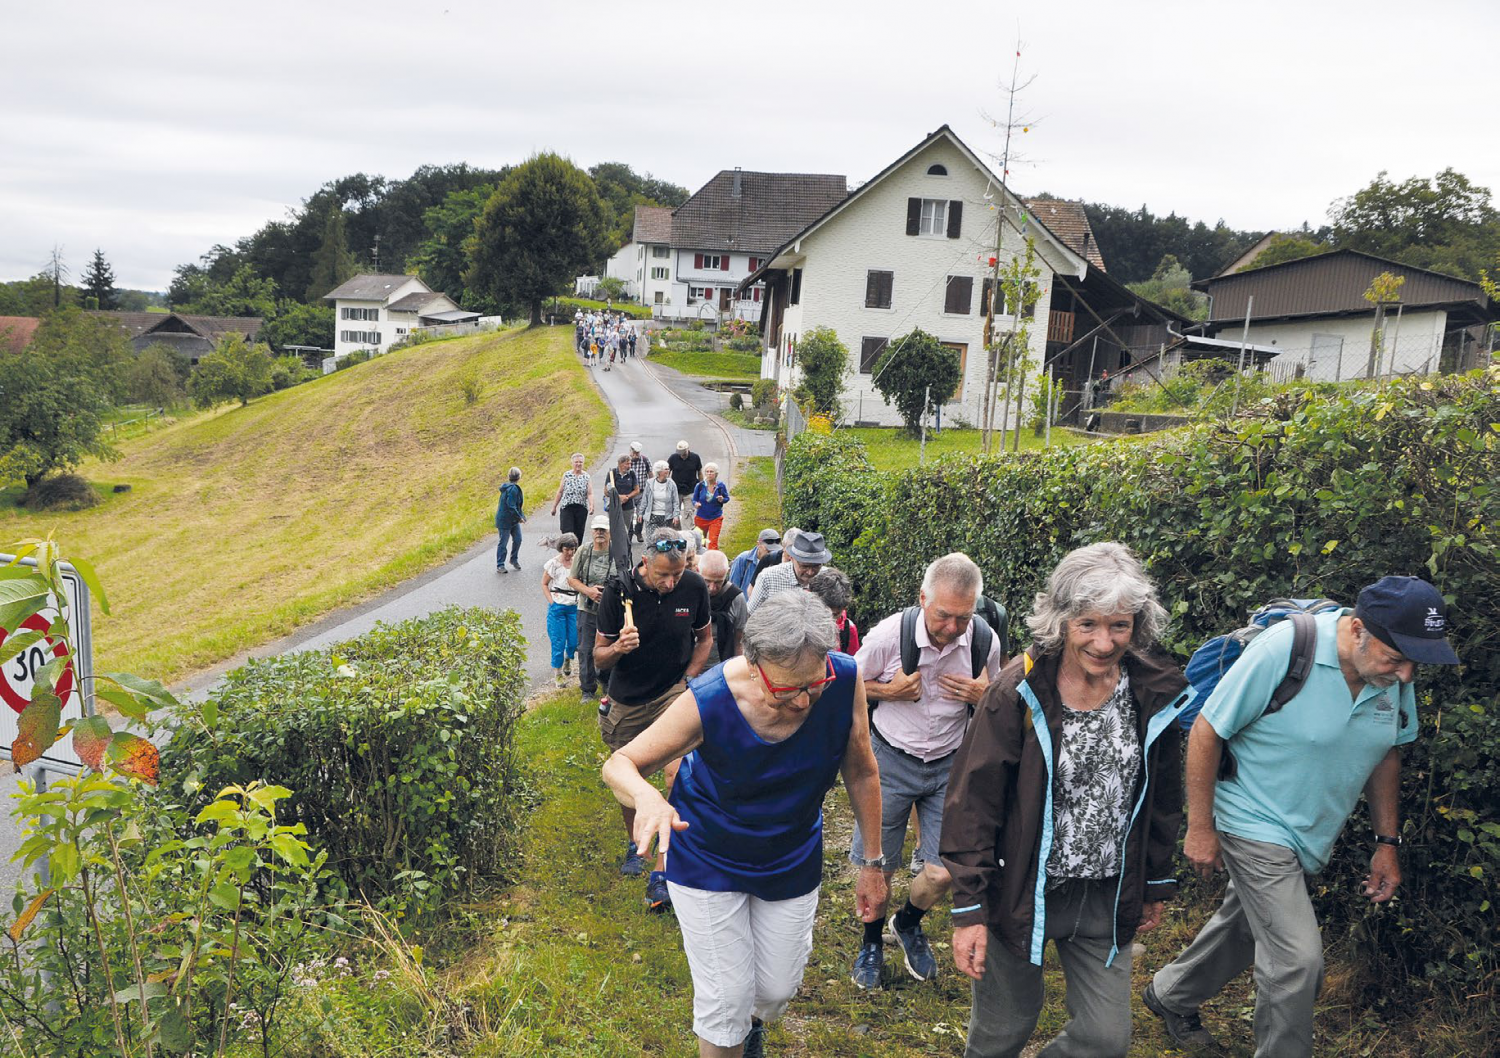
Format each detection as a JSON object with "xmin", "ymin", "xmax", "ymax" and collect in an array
[
  {"xmin": 1143, "ymin": 983, "xmax": 1219, "ymax": 1052},
  {"xmin": 850, "ymin": 942, "xmax": 883, "ymax": 990},
  {"xmin": 892, "ymin": 919, "xmax": 937, "ymax": 981},
  {"xmin": 619, "ymin": 842, "xmax": 646, "ymax": 877},
  {"xmin": 645, "ymin": 871, "xmax": 672, "ymax": 913},
  {"xmin": 742, "ymin": 1018, "xmax": 765, "ymax": 1058}
]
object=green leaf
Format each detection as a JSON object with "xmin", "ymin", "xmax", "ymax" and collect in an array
[
  {"xmin": 154, "ymin": 1005, "xmax": 193, "ymax": 1053},
  {"xmin": 0, "ymin": 575, "xmax": 51, "ymax": 631},
  {"xmin": 112, "ymin": 981, "xmax": 166, "ymax": 1005},
  {"xmin": 207, "ymin": 880, "xmax": 240, "ymax": 911},
  {"xmin": 248, "ymin": 784, "xmax": 292, "ymax": 810},
  {"xmin": 66, "ymin": 557, "xmax": 110, "ymax": 616},
  {"xmin": 50, "ymin": 843, "xmax": 79, "ymax": 883},
  {"xmin": 102, "ymin": 672, "xmax": 180, "ymax": 710},
  {"xmin": 0, "ymin": 628, "xmax": 46, "ymax": 668},
  {"xmin": 222, "ymin": 846, "xmax": 256, "ymax": 872},
  {"xmin": 200, "ymin": 698, "xmax": 218, "ymax": 729},
  {"xmin": 194, "ymin": 801, "xmax": 238, "ymax": 825},
  {"xmin": 270, "ymin": 832, "xmax": 310, "ymax": 868}
]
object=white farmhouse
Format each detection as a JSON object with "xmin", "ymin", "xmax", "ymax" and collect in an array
[
  {"xmin": 745, "ymin": 125, "xmax": 1092, "ymax": 428},
  {"xmin": 323, "ymin": 274, "xmax": 479, "ymax": 358}
]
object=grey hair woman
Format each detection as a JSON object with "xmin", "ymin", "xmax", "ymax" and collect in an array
[
  {"xmin": 941, "ymin": 541, "xmax": 1189, "ymax": 1057},
  {"xmin": 602, "ymin": 590, "xmax": 887, "ymax": 1058}
]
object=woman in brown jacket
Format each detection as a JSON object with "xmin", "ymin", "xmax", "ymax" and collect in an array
[{"xmin": 941, "ymin": 542, "xmax": 1192, "ymax": 1058}]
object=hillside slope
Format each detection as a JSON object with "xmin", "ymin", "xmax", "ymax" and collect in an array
[{"xmin": 0, "ymin": 326, "xmax": 610, "ymax": 681}]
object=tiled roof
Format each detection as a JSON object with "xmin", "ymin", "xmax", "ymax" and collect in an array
[
  {"xmin": 1024, "ymin": 199, "xmax": 1106, "ymax": 271},
  {"xmin": 632, "ymin": 205, "xmax": 673, "ymax": 245},
  {"xmin": 322, "ymin": 274, "xmax": 428, "ymax": 301},
  {"xmin": 671, "ymin": 171, "xmax": 848, "ymax": 255},
  {"xmin": 88, "ymin": 311, "xmax": 263, "ymax": 340},
  {"xmin": 0, "ymin": 316, "xmax": 41, "ymax": 354}
]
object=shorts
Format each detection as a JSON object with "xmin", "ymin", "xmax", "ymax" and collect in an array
[
  {"xmin": 598, "ymin": 680, "xmax": 687, "ymax": 752},
  {"xmin": 850, "ymin": 730, "xmax": 954, "ymax": 873},
  {"xmin": 668, "ymin": 882, "xmax": 819, "ymax": 1047}
]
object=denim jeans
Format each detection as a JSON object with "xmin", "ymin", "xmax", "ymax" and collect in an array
[
  {"xmin": 546, "ymin": 602, "xmax": 578, "ymax": 668},
  {"xmin": 496, "ymin": 523, "xmax": 522, "ymax": 567}
]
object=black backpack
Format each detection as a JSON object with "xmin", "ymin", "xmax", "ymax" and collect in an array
[{"xmin": 898, "ymin": 594, "xmax": 1008, "ymax": 679}]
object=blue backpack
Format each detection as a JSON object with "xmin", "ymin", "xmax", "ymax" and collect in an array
[{"xmin": 1180, "ymin": 597, "xmax": 1343, "ymax": 735}]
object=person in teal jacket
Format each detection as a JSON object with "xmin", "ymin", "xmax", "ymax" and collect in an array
[{"xmin": 495, "ymin": 467, "xmax": 525, "ymax": 572}]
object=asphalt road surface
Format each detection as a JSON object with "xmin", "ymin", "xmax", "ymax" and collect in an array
[{"xmin": 1, "ymin": 333, "xmax": 773, "ymax": 892}]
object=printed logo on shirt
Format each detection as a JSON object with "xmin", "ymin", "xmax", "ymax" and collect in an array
[
  {"xmin": 674, "ymin": 607, "xmax": 692, "ymax": 618},
  {"xmin": 1373, "ymin": 693, "xmax": 1395, "ymax": 722}
]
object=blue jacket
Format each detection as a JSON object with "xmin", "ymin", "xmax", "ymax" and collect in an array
[
  {"xmin": 496, "ymin": 481, "xmax": 525, "ymax": 528},
  {"xmin": 729, "ymin": 547, "xmax": 758, "ymax": 593}
]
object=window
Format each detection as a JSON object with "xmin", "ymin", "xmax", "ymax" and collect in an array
[
  {"xmin": 395, "ymin": 327, "xmax": 407, "ymax": 336},
  {"xmin": 651, "ymin": 267, "xmax": 669, "ymax": 280},
  {"xmin": 694, "ymin": 253, "xmax": 723, "ymax": 271},
  {"xmin": 654, "ymin": 290, "xmax": 664, "ymax": 304},
  {"xmin": 859, "ymin": 337, "xmax": 888, "ymax": 374},
  {"xmin": 865, "ymin": 270, "xmax": 893, "ymax": 309},
  {"xmin": 942, "ymin": 342, "xmax": 968, "ymax": 400},
  {"xmin": 789, "ymin": 268, "xmax": 803, "ymax": 306},
  {"xmin": 906, "ymin": 197, "xmax": 963, "ymax": 238},
  {"xmin": 927, "ymin": 163, "xmax": 948, "ymax": 176},
  {"xmin": 340, "ymin": 330, "xmax": 380, "ymax": 345},
  {"xmin": 737, "ymin": 285, "xmax": 765, "ymax": 304},
  {"xmin": 980, "ymin": 278, "xmax": 1008, "ymax": 317},
  {"xmin": 340, "ymin": 306, "xmax": 379, "ymax": 321},
  {"xmin": 688, "ymin": 285, "xmax": 715, "ymax": 303},
  {"xmin": 944, "ymin": 275, "xmax": 974, "ymax": 315},
  {"xmin": 653, "ymin": 245, "xmax": 670, "ymax": 258}
]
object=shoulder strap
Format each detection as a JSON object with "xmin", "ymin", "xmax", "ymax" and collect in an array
[
  {"xmin": 1266, "ymin": 610, "xmax": 1318, "ymax": 715},
  {"xmin": 899, "ymin": 606, "xmax": 921, "ymax": 675},
  {"xmin": 969, "ymin": 615, "xmax": 993, "ymax": 679}
]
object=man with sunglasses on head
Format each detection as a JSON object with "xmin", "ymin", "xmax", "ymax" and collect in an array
[
  {"xmin": 850, "ymin": 552, "xmax": 1004, "ymax": 990},
  {"xmin": 594, "ymin": 526, "xmax": 713, "ymax": 912}
]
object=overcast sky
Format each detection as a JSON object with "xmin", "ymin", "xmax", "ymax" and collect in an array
[{"xmin": 3, "ymin": 0, "xmax": 1495, "ymax": 291}]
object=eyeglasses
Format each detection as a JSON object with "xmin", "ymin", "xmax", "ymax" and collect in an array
[
  {"xmin": 650, "ymin": 539, "xmax": 689, "ymax": 553},
  {"xmin": 757, "ymin": 656, "xmax": 837, "ymax": 701},
  {"xmin": 763, "ymin": 537, "xmax": 781, "ymax": 545}
]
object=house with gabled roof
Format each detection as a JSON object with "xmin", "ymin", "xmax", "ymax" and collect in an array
[
  {"xmin": 323, "ymin": 274, "xmax": 478, "ymax": 358},
  {"xmin": 89, "ymin": 310, "xmax": 264, "ymax": 364}
]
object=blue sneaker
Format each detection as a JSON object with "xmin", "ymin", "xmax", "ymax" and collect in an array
[
  {"xmin": 892, "ymin": 919, "xmax": 937, "ymax": 981},
  {"xmin": 742, "ymin": 1018, "xmax": 765, "ymax": 1058},
  {"xmin": 645, "ymin": 871, "xmax": 672, "ymax": 913},
  {"xmin": 850, "ymin": 942, "xmax": 883, "ymax": 990},
  {"xmin": 620, "ymin": 842, "xmax": 646, "ymax": 877}
]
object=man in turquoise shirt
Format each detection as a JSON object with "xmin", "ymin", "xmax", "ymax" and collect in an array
[{"xmin": 1146, "ymin": 577, "xmax": 1459, "ymax": 1058}]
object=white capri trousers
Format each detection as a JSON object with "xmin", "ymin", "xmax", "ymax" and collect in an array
[{"xmin": 667, "ymin": 881, "xmax": 820, "ymax": 1048}]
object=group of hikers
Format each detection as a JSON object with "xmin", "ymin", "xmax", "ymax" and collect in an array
[
  {"xmin": 575, "ymin": 308, "xmax": 639, "ymax": 369},
  {"xmin": 495, "ymin": 443, "xmax": 1462, "ymax": 1058}
]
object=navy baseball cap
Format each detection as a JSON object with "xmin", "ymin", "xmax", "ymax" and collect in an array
[{"xmin": 1354, "ymin": 576, "xmax": 1459, "ymax": 665}]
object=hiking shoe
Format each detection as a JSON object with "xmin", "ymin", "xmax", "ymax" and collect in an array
[
  {"xmin": 645, "ymin": 871, "xmax": 672, "ymax": 913},
  {"xmin": 892, "ymin": 920, "xmax": 937, "ymax": 981},
  {"xmin": 510, "ymin": 560, "xmax": 522, "ymax": 571},
  {"xmin": 619, "ymin": 842, "xmax": 646, "ymax": 877},
  {"xmin": 554, "ymin": 669, "xmax": 566, "ymax": 688},
  {"xmin": 497, "ymin": 565, "xmax": 507, "ymax": 574},
  {"xmin": 850, "ymin": 942, "xmax": 884, "ymax": 990},
  {"xmin": 1143, "ymin": 983, "xmax": 1218, "ymax": 1051},
  {"xmin": 742, "ymin": 1018, "xmax": 765, "ymax": 1058},
  {"xmin": 563, "ymin": 657, "xmax": 573, "ymax": 676}
]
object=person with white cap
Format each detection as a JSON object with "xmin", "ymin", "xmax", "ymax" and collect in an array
[
  {"xmin": 569, "ymin": 515, "xmax": 618, "ymax": 705},
  {"xmin": 668, "ymin": 440, "xmax": 703, "ymax": 527},
  {"xmin": 747, "ymin": 530, "xmax": 832, "ymax": 614},
  {"xmin": 1146, "ymin": 575, "xmax": 1460, "ymax": 1057}
]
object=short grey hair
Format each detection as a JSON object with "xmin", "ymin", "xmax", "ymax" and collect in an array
[
  {"xmin": 555, "ymin": 532, "xmax": 579, "ymax": 550},
  {"xmin": 616, "ymin": 453, "xmax": 631, "ymax": 464},
  {"xmin": 921, "ymin": 552, "xmax": 983, "ymax": 603},
  {"xmin": 646, "ymin": 525, "xmax": 687, "ymax": 563},
  {"xmin": 807, "ymin": 567, "xmax": 853, "ymax": 614},
  {"xmin": 507, "ymin": 467, "xmax": 521, "ymax": 482},
  {"xmin": 652, "ymin": 460, "xmax": 670, "ymax": 472},
  {"xmin": 1025, "ymin": 542, "xmax": 1168, "ymax": 655},
  {"xmin": 743, "ymin": 590, "xmax": 838, "ymax": 667},
  {"xmin": 571, "ymin": 451, "xmax": 585, "ymax": 461},
  {"xmin": 703, "ymin": 461, "xmax": 719, "ymax": 475}
]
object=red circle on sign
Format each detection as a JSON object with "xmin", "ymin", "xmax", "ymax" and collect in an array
[{"xmin": 0, "ymin": 614, "xmax": 74, "ymax": 715}]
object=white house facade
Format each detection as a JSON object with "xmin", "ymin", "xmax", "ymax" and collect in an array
[
  {"xmin": 324, "ymin": 274, "xmax": 475, "ymax": 358},
  {"xmin": 748, "ymin": 126, "xmax": 1088, "ymax": 428}
]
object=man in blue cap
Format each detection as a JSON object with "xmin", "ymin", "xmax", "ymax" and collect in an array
[{"xmin": 1146, "ymin": 576, "xmax": 1459, "ymax": 1057}]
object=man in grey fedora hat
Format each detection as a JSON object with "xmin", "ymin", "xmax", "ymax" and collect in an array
[{"xmin": 748, "ymin": 529, "xmax": 831, "ymax": 614}]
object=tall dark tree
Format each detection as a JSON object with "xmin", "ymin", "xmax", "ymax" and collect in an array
[
  {"xmin": 80, "ymin": 249, "xmax": 119, "ymax": 310},
  {"xmin": 1328, "ymin": 169, "xmax": 1500, "ymax": 279},
  {"xmin": 1081, "ymin": 203, "xmax": 1263, "ymax": 284},
  {"xmin": 588, "ymin": 162, "xmax": 691, "ymax": 256},
  {"xmin": 409, "ymin": 184, "xmax": 496, "ymax": 300},
  {"xmin": 467, "ymin": 153, "xmax": 607, "ymax": 326},
  {"xmin": 305, "ymin": 208, "xmax": 358, "ymax": 301}
]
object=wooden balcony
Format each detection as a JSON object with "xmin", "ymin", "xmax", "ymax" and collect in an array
[{"xmin": 1047, "ymin": 310, "xmax": 1076, "ymax": 345}]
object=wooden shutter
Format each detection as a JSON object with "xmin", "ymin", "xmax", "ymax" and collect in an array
[
  {"xmin": 880, "ymin": 271, "xmax": 893, "ymax": 308},
  {"xmin": 981, "ymin": 277, "xmax": 1004, "ymax": 316},
  {"xmin": 906, "ymin": 197, "xmax": 921, "ymax": 236},
  {"xmin": 790, "ymin": 268, "xmax": 803, "ymax": 305},
  {"xmin": 695, "ymin": 253, "xmax": 703, "ymax": 269},
  {"xmin": 944, "ymin": 275, "xmax": 973, "ymax": 314},
  {"xmin": 947, "ymin": 200, "xmax": 963, "ymax": 239},
  {"xmin": 721, "ymin": 256, "xmax": 730, "ymax": 271},
  {"xmin": 859, "ymin": 337, "xmax": 888, "ymax": 373},
  {"xmin": 865, "ymin": 271, "xmax": 879, "ymax": 308}
]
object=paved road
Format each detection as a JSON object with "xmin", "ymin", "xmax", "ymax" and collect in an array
[{"xmin": 2, "ymin": 335, "xmax": 771, "ymax": 891}]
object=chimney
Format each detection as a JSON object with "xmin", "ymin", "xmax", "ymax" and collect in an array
[{"xmin": 732, "ymin": 167, "xmax": 743, "ymax": 198}]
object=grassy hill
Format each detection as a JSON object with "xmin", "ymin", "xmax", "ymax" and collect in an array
[{"xmin": 0, "ymin": 326, "xmax": 610, "ymax": 682}]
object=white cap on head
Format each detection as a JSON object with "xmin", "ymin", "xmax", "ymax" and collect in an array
[
  {"xmin": 630, "ymin": 441, "xmax": 642, "ymax": 452},
  {"xmin": 676, "ymin": 440, "xmax": 689, "ymax": 451}
]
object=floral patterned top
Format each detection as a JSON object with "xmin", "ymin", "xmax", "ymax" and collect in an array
[
  {"xmin": 1046, "ymin": 671, "xmax": 1141, "ymax": 886},
  {"xmin": 559, "ymin": 470, "xmax": 590, "ymax": 508}
]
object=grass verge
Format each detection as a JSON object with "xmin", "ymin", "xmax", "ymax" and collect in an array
[
  {"xmin": 0, "ymin": 325, "xmax": 610, "ymax": 682},
  {"xmin": 649, "ymin": 350, "xmax": 760, "ymax": 380},
  {"xmin": 842, "ymin": 425, "xmax": 1096, "ymax": 472},
  {"xmin": 718, "ymin": 456, "xmax": 781, "ymax": 559}
]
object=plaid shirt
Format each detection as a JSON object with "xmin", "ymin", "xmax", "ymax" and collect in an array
[{"xmin": 628, "ymin": 454, "xmax": 652, "ymax": 493}]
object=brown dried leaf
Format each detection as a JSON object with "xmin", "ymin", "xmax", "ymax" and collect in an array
[{"xmin": 9, "ymin": 888, "xmax": 53, "ymax": 943}]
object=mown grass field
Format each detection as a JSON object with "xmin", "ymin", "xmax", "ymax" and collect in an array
[
  {"xmin": 0, "ymin": 325, "xmax": 610, "ymax": 682},
  {"xmin": 717, "ymin": 456, "xmax": 781, "ymax": 559},
  {"xmin": 843, "ymin": 425, "xmax": 1097, "ymax": 472},
  {"xmin": 649, "ymin": 349, "xmax": 761, "ymax": 380}
]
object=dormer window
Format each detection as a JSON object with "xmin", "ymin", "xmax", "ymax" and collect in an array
[{"xmin": 927, "ymin": 164, "xmax": 948, "ymax": 176}]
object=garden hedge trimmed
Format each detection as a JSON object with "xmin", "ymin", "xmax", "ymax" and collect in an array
[
  {"xmin": 160, "ymin": 606, "xmax": 528, "ymax": 916},
  {"xmin": 784, "ymin": 370, "xmax": 1499, "ymax": 995}
]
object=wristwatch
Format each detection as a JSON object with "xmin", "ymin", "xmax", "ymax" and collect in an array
[
  {"xmin": 1374, "ymin": 834, "xmax": 1402, "ymax": 847},
  {"xmin": 854, "ymin": 854, "xmax": 885, "ymax": 869}
]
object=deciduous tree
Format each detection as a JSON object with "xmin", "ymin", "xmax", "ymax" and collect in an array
[
  {"xmin": 467, "ymin": 153, "xmax": 607, "ymax": 326},
  {"xmin": 872, "ymin": 328, "xmax": 961, "ymax": 435},
  {"xmin": 792, "ymin": 326, "xmax": 849, "ymax": 417},
  {"xmin": 189, "ymin": 334, "xmax": 275, "ymax": 408},
  {"xmin": 1330, "ymin": 168, "xmax": 1500, "ymax": 279}
]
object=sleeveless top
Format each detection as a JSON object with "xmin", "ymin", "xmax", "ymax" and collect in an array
[{"xmin": 667, "ymin": 652, "xmax": 857, "ymax": 901}]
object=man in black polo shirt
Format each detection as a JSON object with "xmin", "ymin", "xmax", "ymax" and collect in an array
[
  {"xmin": 667, "ymin": 439, "xmax": 703, "ymax": 527},
  {"xmin": 594, "ymin": 525, "xmax": 712, "ymax": 912}
]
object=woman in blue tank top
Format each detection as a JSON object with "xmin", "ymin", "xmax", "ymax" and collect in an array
[{"xmin": 603, "ymin": 591, "xmax": 887, "ymax": 1058}]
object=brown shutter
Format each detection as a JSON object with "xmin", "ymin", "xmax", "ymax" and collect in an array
[
  {"xmin": 881, "ymin": 271, "xmax": 893, "ymax": 307},
  {"xmin": 790, "ymin": 268, "xmax": 803, "ymax": 305},
  {"xmin": 944, "ymin": 276, "xmax": 973, "ymax": 314},
  {"xmin": 947, "ymin": 200, "xmax": 963, "ymax": 239},
  {"xmin": 906, "ymin": 197, "xmax": 921, "ymax": 236}
]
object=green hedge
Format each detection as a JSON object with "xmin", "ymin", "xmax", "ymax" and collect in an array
[
  {"xmin": 784, "ymin": 371, "xmax": 1499, "ymax": 995},
  {"xmin": 546, "ymin": 296, "xmax": 653, "ymax": 319},
  {"xmin": 160, "ymin": 607, "xmax": 528, "ymax": 916}
]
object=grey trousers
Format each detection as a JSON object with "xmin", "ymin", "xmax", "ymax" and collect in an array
[
  {"xmin": 577, "ymin": 609, "xmax": 601, "ymax": 696},
  {"xmin": 1152, "ymin": 831, "xmax": 1324, "ymax": 1058},
  {"xmin": 965, "ymin": 878, "xmax": 1132, "ymax": 1058}
]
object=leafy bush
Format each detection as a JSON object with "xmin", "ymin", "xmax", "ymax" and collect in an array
[
  {"xmin": 159, "ymin": 607, "xmax": 528, "ymax": 916},
  {"xmin": 544, "ymin": 296, "xmax": 651, "ymax": 319},
  {"xmin": 784, "ymin": 371, "xmax": 1500, "ymax": 995},
  {"xmin": 271, "ymin": 354, "xmax": 316, "ymax": 390},
  {"xmin": 871, "ymin": 328, "xmax": 960, "ymax": 433},
  {"xmin": 751, "ymin": 378, "xmax": 779, "ymax": 409},
  {"xmin": 457, "ymin": 368, "xmax": 483, "ymax": 405},
  {"xmin": 729, "ymin": 391, "xmax": 744, "ymax": 411},
  {"xmin": 724, "ymin": 335, "xmax": 761, "ymax": 352},
  {"xmin": 189, "ymin": 333, "xmax": 275, "ymax": 408},
  {"xmin": 124, "ymin": 342, "xmax": 187, "ymax": 407},
  {"xmin": 791, "ymin": 326, "xmax": 849, "ymax": 417},
  {"xmin": 334, "ymin": 349, "xmax": 373, "ymax": 370},
  {"xmin": 595, "ymin": 276, "xmax": 627, "ymax": 301}
]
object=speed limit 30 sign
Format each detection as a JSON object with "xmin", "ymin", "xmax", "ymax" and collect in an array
[{"xmin": 0, "ymin": 556, "xmax": 92, "ymax": 773}]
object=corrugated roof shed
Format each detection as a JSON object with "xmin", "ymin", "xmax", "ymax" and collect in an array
[
  {"xmin": 632, "ymin": 205, "xmax": 674, "ymax": 244},
  {"xmin": 1025, "ymin": 199, "xmax": 1106, "ymax": 272},
  {"xmin": 0, "ymin": 316, "xmax": 41, "ymax": 354},
  {"xmin": 671, "ymin": 171, "xmax": 848, "ymax": 255}
]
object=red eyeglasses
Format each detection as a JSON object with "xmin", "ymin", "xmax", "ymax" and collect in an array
[{"xmin": 756, "ymin": 656, "xmax": 837, "ymax": 701}]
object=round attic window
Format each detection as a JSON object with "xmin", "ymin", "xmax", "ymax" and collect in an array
[{"xmin": 927, "ymin": 164, "xmax": 948, "ymax": 176}]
